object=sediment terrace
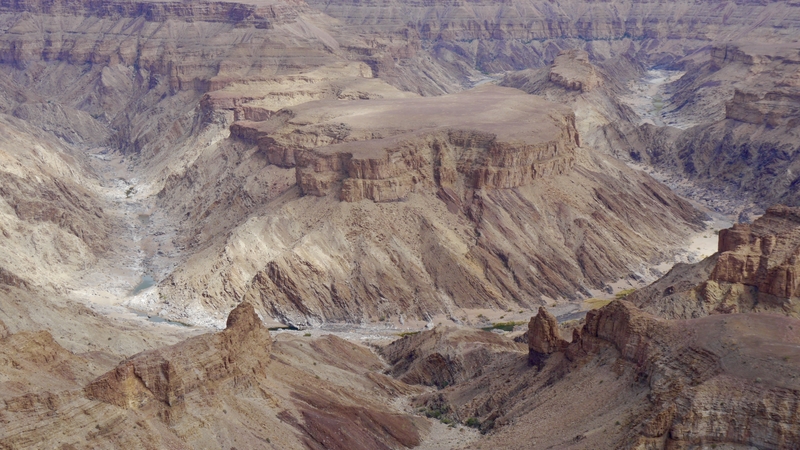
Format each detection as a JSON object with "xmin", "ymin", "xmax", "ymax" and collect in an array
[{"xmin": 231, "ymin": 86, "xmax": 580, "ymax": 202}]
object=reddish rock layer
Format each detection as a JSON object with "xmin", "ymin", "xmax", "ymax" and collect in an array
[
  {"xmin": 84, "ymin": 303, "xmax": 271, "ymax": 424},
  {"xmin": 566, "ymin": 301, "xmax": 800, "ymax": 449},
  {"xmin": 712, "ymin": 205, "xmax": 800, "ymax": 299},
  {"xmin": 527, "ymin": 306, "xmax": 568, "ymax": 367}
]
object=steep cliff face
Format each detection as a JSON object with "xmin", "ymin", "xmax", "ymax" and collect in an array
[
  {"xmin": 547, "ymin": 49, "xmax": 601, "ymax": 93},
  {"xmin": 713, "ymin": 205, "xmax": 800, "ymax": 299},
  {"xmin": 399, "ymin": 300, "xmax": 800, "ymax": 449},
  {"xmin": 85, "ymin": 303, "xmax": 271, "ymax": 423},
  {"xmin": 501, "ymin": 48, "xmax": 646, "ymax": 162},
  {"xmin": 527, "ymin": 306, "xmax": 568, "ymax": 367},
  {"xmin": 574, "ymin": 301, "xmax": 800, "ymax": 449},
  {"xmin": 281, "ymin": 86, "xmax": 580, "ymax": 202},
  {"xmin": 725, "ymin": 89, "xmax": 800, "ymax": 128},
  {"xmin": 0, "ymin": 0, "xmax": 792, "ymax": 328},
  {"xmin": 306, "ymin": 0, "xmax": 800, "ymax": 77},
  {"xmin": 629, "ymin": 205, "xmax": 800, "ymax": 319},
  {"xmin": 146, "ymin": 85, "xmax": 706, "ymax": 326},
  {"xmin": 608, "ymin": 43, "xmax": 800, "ymax": 214},
  {"xmin": 3, "ymin": 0, "xmax": 800, "ymax": 448},
  {"xmin": 1, "ymin": 303, "xmax": 427, "ymax": 449}
]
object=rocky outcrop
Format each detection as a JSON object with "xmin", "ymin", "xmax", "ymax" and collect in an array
[
  {"xmin": 568, "ymin": 301, "xmax": 800, "ymax": 450},
  {"xmin": 306, "ymin": 0, "xmax": 800, "ymax": 75},
  {"xmin": 629, "ymin": 206, "xmax": 800, "ymax": 319},
  {"xmin": 381, "ymin": 326, "xmax": 525, "ymax": 388},
  {"xmin": 614, "ymin": 43, "xmax": 800, "ymax": 213},
  {"xmin": 229, "ymin": 119, "xmax": 295, "ymax": 167},
  {"xmin": 574, "ymin": 300, "xmax": 669, "ymax": 364},
  {"xmin": 84, "ymin": 303, "xmax": 271, "ymax": 424},
  {"xmin": 712, "ymin": 205, "xmax": 800, "ymax": 299},
  {"xmin": 163, "ymin": 107, "xmax": 706, "ymax": 325},
  {"xmin": 263, "ymin": 86, "xmax": 580, "ymax": 203},
  {"xmin": 0, "ymin": 328, "xmax": 93, "ymax": 399},
  {"xmin": 547, "ymin": 50, "xmax": 601, "ymax": 93},
  {"xmin": 527, "ymin": 307, "xmax": 568, "ymax": 367},
  {"xmin": 401, "ymin": 300, "xmax": 800, "ymax": 449},
  {"xmin": 0, "ymin": 298, "xmax": 427, "ymax": 450},
  {"xmin": 725, "ymin": 89, "xmax": 800, "ymax": 128}
]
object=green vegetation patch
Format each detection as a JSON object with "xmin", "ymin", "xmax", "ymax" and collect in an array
[
  {"xmin": 481, "ymin": 321, "xmax": 526, "ymax": 332},
  {"xmin": 464, "ymin": 417, "xmax": 481, "ymax": 428},
  {"xmin": 397, "ymin": 331, "xmax": 420, "ymax": 338},
  {"xmin": 584, "ymin": 298, "xmax": 613, "ymax": 310},
  {"xmin": 615, "ymin": 288, "xmax": 637, "ymax": 299}
]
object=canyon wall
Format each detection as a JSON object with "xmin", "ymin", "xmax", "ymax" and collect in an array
[
  {"xmin": 629, "ymin": 205, "xmax": 800, "ymax": 319},
  {"xmin": 146, "ymin": 86, "xmax": 705, "ymax": 326},
  {"xmin": 573, "ymin": 301, "xmax": 800, "ymax": 449},
  {"xmin": 2, "ymin": 0, "xmax": 794, "ymax": 325}
]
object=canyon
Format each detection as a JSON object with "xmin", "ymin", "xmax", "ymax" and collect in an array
[{"xmin": 0, "ymin": 0, "xmax": 800, "ymax": 448}]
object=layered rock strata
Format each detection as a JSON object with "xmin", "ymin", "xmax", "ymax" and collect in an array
[
  {"xmin": 146, "ymin": 83, "xmax": 708, "ymax": 326},
  {"xmin": 404, "ymin": 300, "xmax": 800, "ymax": 448},
  {"xmin": 572, "ymin": 301, "xmax": 800, "ymax": 449},
  {"xmin": 275, "ymin": 86, "xmax": 581, "ymax": 202},
  {"xmin": 231, "ymin": 85, "xmax": 582, "ymax": 196},
  {"xmin": 84, "ymin": 303, "xmax": 271, "ymax": 423},
  {"xmin": 713, "ymin": 205, "xmax": 800, "ymax": 299},
  {"xmin": 726, "ymin": 89, "xmax": 800, "ymax": 128},
  {"xmin": 1, "ymin": 302, "xmax": 425, "ymax": 449},
  {"xmin": 527, "ymin": 306, "xmax": 569, "ymax": 368},
  {"xmin": 629, "ymin": 205, "xmax": 800, "ymax": 319},
  {"xmin": 547, "ymin": 50, "xmax": 601, "ymax": 93},
  {"xmin": 306, "ymin": 0, "xmax": 800, "ymax": 75},
  {"xmin": 613, "ymin": 43, "xmax": 800, "ymax": 212}
]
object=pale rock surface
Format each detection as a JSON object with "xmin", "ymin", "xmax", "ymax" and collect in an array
[{"xmin": 152, "ymin": 85, "xmax": 705, "ymax": 326}]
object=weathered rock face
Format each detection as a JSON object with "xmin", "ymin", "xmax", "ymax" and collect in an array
[
  {"xmin": 135, "ymin": 78, "xmax": 711, "ymax": 326},
  {"xmin": 575, "ymin": 300, "xmax": 671, "ymax": 364},
  {"xmin": 629, "ymin": 205, "xmax": 800, "ymax": 319},
  {"xmin": 726, "ymin": 89, "xmax": 800, "ymax": 128},
  {"xmin": 381, "ymin": 326, "xmax": 524, "ymax": 389},
  {"xmin": 0, "ymin": 296, "xmax": 428, "ymax": 449},
  {"xmin": 713, "ymin": 205, "xmax": 800, "ymax": 299},
  {"xmin": 527, "ymin": 306, "xmax": 568, "ymax": 367},
  {"xmin": 425, "ymin": 300, "xmax": 800, "ymax": 449},
  {"xmin": 547, "ymin": 50, "xmax": 601, "ymax": 93},
  {"xmin": 85, "ymin": 303, "xmax": 271, "ymax": 423},
  {"xmin": 0, "ymin": 328, "xmax": 94, "ymax": 399},
  {"xmin": 610, "ymin": 43, "xmax": 800, "ymax": 214},
  {"xmin": 398, "ymin": 300, "xmax": 800, "ymax": 448},
  {"xmin": 0, "ymin": 0, "xmax": 781, "ymax": 330},
  {"xmin": 0, "ymin": 115, "xmax": 111, "ymax": 292},
  {"xmin": 305, "ymin": 0, "xmax": 800, "ymax": 75},
  {"xmin": 278, "ymin": 86, "xmax": 580, "ymax": 202},
  {"xmin": 572, "ymin": 301, "xmax": 800, "ymax": 449},
  {"xmin": 229, "ymin": 119, "xmax": 296, "ymax": 167}
]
